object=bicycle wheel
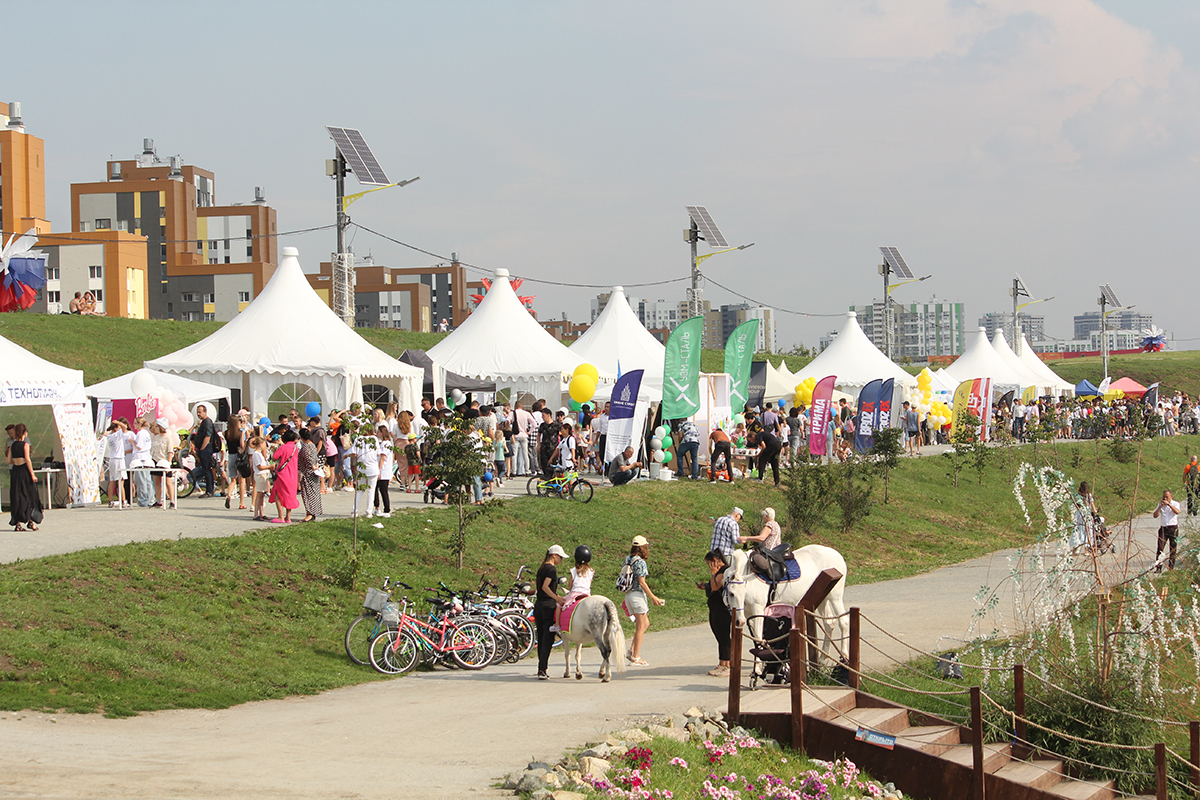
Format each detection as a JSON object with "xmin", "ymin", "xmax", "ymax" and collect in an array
[
  {"xmin": 570, "ymin": 479, "xmax": 594, "ymax": 503},
  {"xmin": 526, "ymin": 476, "xmax": 544, "ymax": 497},
  {"xmin": 497, "ymin": 610, "xmax": 535, "ymax": 660},
  {"xmin": 449, "ymin": 620, "xmax": 496, "ymax": 670},
  {"xmin": 344, "ymin": 612, "xmax": 383, "ymax": 665},
  {"xmin": 486, "ymin": 621, "xmax": 511, "ymax": 665},
  {"xmin": 369, "ymin": 629, "xmax": 419, "ymax": 675},
  {"xmin": 175, "ymin": 473, "xmax": 196, "ymax": 499}
]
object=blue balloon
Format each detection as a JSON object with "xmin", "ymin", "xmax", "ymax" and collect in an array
[
  {"xmin": 305, "ymin": 401, "xmax": 322, "ymax": 418},
  {"xmin": 483, "ymin": 472, "xmax": 494, "ymax": 482},
  {"xmin": 260, "ymin": 417, "xmax": 270, "ymax": 426}
]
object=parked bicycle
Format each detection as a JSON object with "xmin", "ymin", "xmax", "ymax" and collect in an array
[
  {"xmin": 526, "ymin": 467, "xmax": 594, "ymax": 502},
  {"xmin": 368, "ymin": 589, "xmax": 497, "ymax": 674}
]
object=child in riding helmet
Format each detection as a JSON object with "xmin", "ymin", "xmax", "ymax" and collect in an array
[{"xmin": 551, "ymin": 544, "xmax": 594, "ymax": 633}]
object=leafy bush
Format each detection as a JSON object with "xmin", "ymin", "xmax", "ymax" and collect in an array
[
  {"xmin": 1107, "ymin": 438, "xmax": 1137, "ymax": 464},
  {"xmin": 781, "ymin": 460, "xmax": 833, "ymax": 537},
  {"xmin": 832, "ymin": 458, "xmax": 873, "ymax": 533}
]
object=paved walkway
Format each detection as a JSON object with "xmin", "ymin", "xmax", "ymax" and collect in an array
[{"xmin": 0, "ymin": 470, "xmax": 1180, "ymax": 799}]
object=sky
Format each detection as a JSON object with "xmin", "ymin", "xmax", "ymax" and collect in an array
[{"xmin": 9, "ymin": 1, "xmax": 1200, "ymax": 351}]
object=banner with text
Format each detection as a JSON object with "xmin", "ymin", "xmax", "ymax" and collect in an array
[
  {"xmin": 605, "ymin": 370, "xmax": 648, "ymax": 463},
  {"xmin": 971, "ymin": 377, "xmax": 993, "ymax": 441},
  {"xmin": 874, "ymin": 378, "xmax": 894, "ymax": 434},
  {"xmin": 724, "ymin": 318, "xmax": 760, "ymax": 413},
  {"xmin": 808, "ymin": 375, "xmax": 837, "ymax": 457},
  {"xmin": 854, "ymin": 379, "xmax": 883, "ymax": 453},
  {"xmin": 52, "ymin": 402, "xmax": 101, "ymax": 505},
  {"xmin": 662, "ymin": 316, "xmax": 704, "ymax": 420},
  {"xmin": 951, "ymin": 379, "xmax": 976, "ymax": 440}
]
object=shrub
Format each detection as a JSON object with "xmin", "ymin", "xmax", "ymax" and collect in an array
[{"xmin": 781, "ymin": 460, "xmax": 833, "ymax": 536}]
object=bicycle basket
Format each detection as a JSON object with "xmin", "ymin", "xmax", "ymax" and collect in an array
[
  {"xmin": 381, "ymin": 601, "xmax": 401, "ymax": 629},
  {"xmin": 362, "ymin": 587, "xmax": 389, "ymax": 612}
]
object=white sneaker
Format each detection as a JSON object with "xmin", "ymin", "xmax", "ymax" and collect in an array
[
  {"xmin": 109, "ymin": 501, "xmax": 120, "ymax": 508},
  {"xmin": 341, "ymin": 486, "xmax": 354, "ymax": 493},
  {"xmin": 378, "ymin": 512, "xmax": 391, "ymax": 518}
]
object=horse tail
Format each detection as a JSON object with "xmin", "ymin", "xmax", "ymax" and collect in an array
[{"xmin": 607, "ymin": 598, "xmax": 627, "ymax": 675}]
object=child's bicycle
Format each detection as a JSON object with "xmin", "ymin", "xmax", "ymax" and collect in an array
[{"xmin": 525, "ymin": 467, "xmax": 594, "ymax": 503}]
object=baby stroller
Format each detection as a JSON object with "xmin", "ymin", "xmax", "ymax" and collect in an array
[{"xmin": 746, "ymin": 603, "xmax": 796, "ymax": 690}]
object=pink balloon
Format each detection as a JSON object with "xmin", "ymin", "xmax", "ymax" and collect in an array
[{"xmin": 178, "ymin": 411, "xmax": 194, "ymax": 429}]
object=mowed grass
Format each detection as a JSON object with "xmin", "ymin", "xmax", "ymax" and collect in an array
[
  {"xmin": 1, "ymin": 436, "xmax": 1194, "ymax": 716},
  {"xmin": 1046, "ymin": 350, "xmax": 1200, "ymax": 399}
]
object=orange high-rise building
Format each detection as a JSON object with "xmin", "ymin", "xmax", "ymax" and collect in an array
[{"xmin": 0, "ymin": 102, "xmax": 51, "ymax": 238}]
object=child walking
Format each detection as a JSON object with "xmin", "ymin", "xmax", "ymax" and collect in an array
[{"xmin": 250, "ymin": 436, "xmax": 270, "ymax": 521}]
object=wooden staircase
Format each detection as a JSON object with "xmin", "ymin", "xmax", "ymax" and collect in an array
[{"xmin": 735, "ymin": 684, "xmax": 1142, "ymax": 800}]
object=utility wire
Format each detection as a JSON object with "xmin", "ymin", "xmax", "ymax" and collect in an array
[{"xmin": 702, "ymin": 273, "xmax": 846, "ymax": 317}]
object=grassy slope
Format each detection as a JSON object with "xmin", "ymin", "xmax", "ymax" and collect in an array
[
  {"xmin": 1046, "ymin": 350, "xmax": 1200, "ymax": 398},
  {"xmin": 0, "ymin": 437, "xmax": 1193, "ymax": 716}
]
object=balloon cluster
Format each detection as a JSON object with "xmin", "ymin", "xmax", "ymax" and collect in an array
[
  {"xmin": 129, "ymin": 371, "xmax": 194, "ymax": 430},
  {"xmin": 650, "ymin": 425, "xmax": 673, "ymax": 465},
  {"xmin": 793, "ymin": 376, "xmax": 818, "ymax": 405},
  {"xmin": 928, "ymin": 400, "xmax": 953, "ymax": 430},
  {"xmin": 904, "ymin": 369, "xmax": 936, "ymax": 423},
  {"xmin": 569, "ymin": 363, "xmax": 599, "ymax": 404}
]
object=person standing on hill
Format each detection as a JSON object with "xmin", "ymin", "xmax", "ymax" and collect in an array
[
  {"xmin": 902, "ymin": 401, "xmax": 920, "ymax": 456},
  {"xmin": 1185, "ymin": 456, "xmax": 1200, "ymax": 516}
]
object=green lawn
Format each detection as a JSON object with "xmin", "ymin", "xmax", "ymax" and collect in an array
[
  {"xmin": 0, "ymin": 436, "xmax": 1194, "ymax": 716},
  {"xmin": 1046, "ymin": 350, "xmax": 1200, "ymax": 398}
]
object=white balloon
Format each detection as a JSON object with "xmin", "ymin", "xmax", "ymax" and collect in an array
[
  {"xmin": 650, "ymin": 437, "xmax": 663, "ymax": 451},
  {"xmin": 652, "ymin": 450, "xmax": 664, "ymax": 463},
  {"xmin": 130, "ymin": 371, "xmax": 157, "ymax": 398}
]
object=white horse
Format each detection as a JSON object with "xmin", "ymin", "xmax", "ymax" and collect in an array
[
  {"xmin": 724, "ymin": 545, "xmax": 849, "ymax": 667},
  {"xmin": 559, "ymin": 595, "xmax": 628, "ymax": 682}
]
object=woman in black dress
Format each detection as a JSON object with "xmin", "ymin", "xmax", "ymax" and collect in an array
[
  {"xmin": 7, "ymin": 423, "xmax": 43, "ymax": 531},
  {"xmin": 534, "ymin": 544, "xmax": 567, "ymax": 680}
]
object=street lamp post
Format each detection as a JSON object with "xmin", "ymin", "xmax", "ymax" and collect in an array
[
  {"xmin": 1099, "ymin": 301, "xmax": 1136, "ymax": 382},
  {"xmin": 882, "ymin": 274, "xmax": 931, "ymax": 360},
  {"xmin": 688, "ymin": 241, "xmax": 755, "ymax": 317}
]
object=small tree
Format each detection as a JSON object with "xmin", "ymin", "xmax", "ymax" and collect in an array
[
  {"xmin": 420, "ymin": 415, "xmax": 491, "ymax": 569},
  {"xmin": 868, "ymin": 427, "xmax": 904, "ymax": 503},
  {"xmin": 944, "ymin": 410, "xmax": 980, "ymax": 489},
  {"xmin": 832, "ymin": 456, "xmax": 873, "ymax": 532},
  {"xmin": 781, "ymin": 460, "xmax": 833, "ymax": 537}
]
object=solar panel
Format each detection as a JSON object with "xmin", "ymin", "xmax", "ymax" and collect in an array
[
  {"xmin": 879, "ymin": 247, "xmax": 914, "ymax": 279},
  {"xmin": 1100, "ymin": 283, "xmax": 1122, "ymax": 307},
  {"xmin": 326, "ymin": 126, "xmax": 391, "ymax": 185},
  {"xmin": 686, "ymin": 206, "xmax": 729, "ymax": 248}
]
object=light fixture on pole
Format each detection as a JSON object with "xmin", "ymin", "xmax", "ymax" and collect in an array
[
  {"xmin": 1009, "ymin": 274, "xmax": 1053, "ymax": 356},
  {"xmin": 1097, "ymin": 283, "xmax": 1132, "ymax": 382},
  {"xmin": 878, "ymin": 247, "xmax": 930, "ymax": 360},
  {"xmin": 685, "ymin": 206, "xmax": 751, "ymax": 319},
  {"xmin": 326, "ymin": 126, "xmax": 419, "ymax": 327}
]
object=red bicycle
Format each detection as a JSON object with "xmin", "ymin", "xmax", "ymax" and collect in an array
[{"xmin": 369, "ymin": 592, "xmax": 496, "ymax": 674}]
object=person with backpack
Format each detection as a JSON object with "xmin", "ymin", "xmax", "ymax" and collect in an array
[{"xmin": 618, "ymin": 535, "xmax": 664, "ymax": 667}]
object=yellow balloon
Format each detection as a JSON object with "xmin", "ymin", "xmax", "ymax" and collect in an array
[
  {"xmin": 569, "ymin": 374, "xmax": 597, "ymax": 403},
  {"xmin": 574, "ymin": 363, "xmax": 599, "ymax": 383}
]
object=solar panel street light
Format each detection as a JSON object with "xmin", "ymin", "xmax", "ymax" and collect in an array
[
  {"xmin": 877, "ymin": 247, "xmax": 928, "ymax": 360},
  {"xmin": 685, "ymin": 206, "xmax": 750, "ymax": 319},
  {"xmin": 1097, "ymin": 283, "xmax": 1130, "ymax": 381}
]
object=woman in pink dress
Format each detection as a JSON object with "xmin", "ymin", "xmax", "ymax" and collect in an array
[{"xmin": 269, "ymin": 429, "xmax": 300, "ymax": 523}]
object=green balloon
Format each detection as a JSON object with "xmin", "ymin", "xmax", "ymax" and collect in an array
[
  {"xmin": 734, "ymin": 414, "xmax": 745, "ymax": 425},
  {"xmin": 569, "ymin": 399, "xmax": 582, "ymax": 412},
  {"xmin": 662, "ymin": 451, "xmax": 673, "ymax": 464},
  {"xmin": 662, "ymin": 435, "xmax": 674, "ymax": 448}
]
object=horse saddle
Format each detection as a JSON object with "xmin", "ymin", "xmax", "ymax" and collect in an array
[{"xmin": 749, "ymin": 544, "xmax": 800, "ymax": 583}]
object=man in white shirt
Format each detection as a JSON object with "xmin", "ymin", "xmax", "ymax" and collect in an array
[
  {"xmin": 1153, "ymin": 489, "xmax": 1181, "ymax": 572},
  {"xmin": 131, "ymin": 417, "xmax": 154, "ymax": 507}
]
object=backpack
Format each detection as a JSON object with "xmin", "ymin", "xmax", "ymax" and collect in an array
[
  {"xmin": 324, "ymin": 434, "xmax": 338, "ymax": 457},
  {"xmin": 615, "ymin": 557, "xmax": 636, "ymax": 593}
]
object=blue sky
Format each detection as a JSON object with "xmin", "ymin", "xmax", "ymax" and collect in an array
[{"xmin": 9, "ymin": 1, "xmax": 1200, "ymax": 351}]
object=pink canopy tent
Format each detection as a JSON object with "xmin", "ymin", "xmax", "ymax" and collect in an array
[{"xmin": 1109, "ymin": 377, "xmax": 1148, "ymax": 397}]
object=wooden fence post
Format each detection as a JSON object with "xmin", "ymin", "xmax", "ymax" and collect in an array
[
  {"xmin": 805, "ymin": 610, "xmax": 818, "ymax": 677},
  {"xmin": 1013, "ymin": 664, "xmax": 1026, "ymax": 755},
  {"xmin": 971, "ymin": 686, "xmax": 986, "ymax": 800},
  {"xmin": 848, "ymin": 606, "xmax": 860, "ymax": 690},
  {"xmin": 1156, "ymin": 742, "xmax": 1167, "ymax": 800},
  {"xmin": 1189, "ymin": 720, "xmax": 1199, "ymax": 797},
  {"xmin": 728, "ymin": 615, "xmax": 742, "ymax": 724},
  {"xmin": 790, "ymin": 626, "xmax": 804, "ymax": 752}
]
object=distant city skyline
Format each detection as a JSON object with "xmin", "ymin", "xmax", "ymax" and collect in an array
[{"xmin": 6, "ymin": 1, "xmax": 1200, "ymax": 350}]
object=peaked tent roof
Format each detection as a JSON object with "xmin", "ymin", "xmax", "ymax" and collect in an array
[
  {"xmin": 427, "ymin": 269, "xmax": 589, "ymax": 385},
  {"xmin": 146, "ymin": 249, "xmax": 423, "ymax": 382},
  {"xmin": 990, "ymin": 330, "xmax": 1052, "ymax": 390},
  {"xmin": 86, "ymin": 368, "xmax": 231, "ymax": 405},
  {"xmin": 0, "ymin": 333, "xmax": 86, "ymax": 405},
  {"xmin": 1076, "ymin": 379, "xmax": 1099, "ymax": 396},
  {"xmin": 943, "ymin": 327, "xmax": 1031, "ymax": 387},
  {"xmin": 570, "ymin": 286, "xmax": 664, "ymax": 398},
  {"xmin": 1016, "ymin": 334, "xmax": 1075, "ymax": 394},
  {"xmin": 763, "ymin": 359, "xmax": 797, "ymax": 402},
  {"xmin": 1110, "ymin": 376, "xmax": 1149, "ymax": 397},
  {"xmin": 791, "ymin": 312, "xmax": 915, "ymax": 390}
]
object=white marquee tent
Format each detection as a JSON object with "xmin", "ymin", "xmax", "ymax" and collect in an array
[
  {"xmin": 990, "ymin": 330, "xmax": 1053, "ymax": 391},
  {"xmin": 0, "ymin": 334, "xmax": 86, "ymax": 407},
  {"xmin": 1017, "ymin": 334, "xmax": 1075, "ymax": 396},
  {"xmin": 145, "ymin": 247, "xmax": 423, "ymax": 415},
  {"xmin": 570, "ymin": 286, "xmax": 664, "ymax": 400},
  {"xmin": 427, "ymin": 269, "xmax": 592, "ymax": 400},
  {"xmin": 763, "ymin": 360, "xmax": 798, "ymax": 403},
  {"xmin": 791, "ymin": 312, "xmax": 915, "ymax": 392},
  {"xmin": 942, "ymin": 327, "xmax": 1031, "ymax": 388},
  {"xmin": 86, "ymin": 368, "xmax": 232, "ymax": 408}
]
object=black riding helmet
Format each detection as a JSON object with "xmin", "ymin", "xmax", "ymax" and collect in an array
[{"xmin": 574, "ymin": 544, "xmax": 592, "ymax": 564}]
